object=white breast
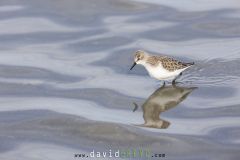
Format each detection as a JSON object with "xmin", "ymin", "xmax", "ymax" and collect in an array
[{"xmin": 144, "ymin": 63, "xmax": 188, "ymax": 80}]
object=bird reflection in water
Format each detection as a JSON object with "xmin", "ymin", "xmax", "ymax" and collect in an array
[{"xmin": 133, "ymin": 84, "xmax": 197, "ymax": 129}]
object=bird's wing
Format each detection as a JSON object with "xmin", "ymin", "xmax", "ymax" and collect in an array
[{"xmin": 160, "ymin": 56, "xmax": 194, "ymax": 72}]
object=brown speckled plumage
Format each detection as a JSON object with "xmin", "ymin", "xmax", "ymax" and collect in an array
[{"xmin": 146, "ymin": 56, "xmax": 194, "ymax": 72}]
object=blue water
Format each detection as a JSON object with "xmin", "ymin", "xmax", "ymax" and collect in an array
[{"xmin": 0, "ymin": 0, "xmax": 240, "ymax": 159}]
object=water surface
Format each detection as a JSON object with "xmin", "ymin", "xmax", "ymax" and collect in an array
[{"xmin": 0, "ymin": 0, "xmax": 240, "ymax": 159}]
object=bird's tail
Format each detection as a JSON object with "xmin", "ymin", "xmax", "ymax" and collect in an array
[{"xmin": 185, "ymin": 62, "xmax": 194, "ymax": 66}]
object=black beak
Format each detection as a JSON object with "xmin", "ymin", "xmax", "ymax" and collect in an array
[{"xmin": 130, "ymin": 62, "xmax": 136, "ymax": 70}]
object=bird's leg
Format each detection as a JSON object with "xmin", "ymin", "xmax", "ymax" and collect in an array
[
  {"xmin": 172, "ymin": 76, "xmax": 178, "ymax": 85},
  {"xmin": 160, "ymin": 81, "xmax": 166, "ymax": 88},
  {"xmin": 163, "ymin": 81, "xmax": 165, "ymax": 86},
  {"xmin": 172, "ymin": 72, "xmax": 183, "ymax": 85},
  {"xmin": 172, "ymin": 79, "xmax": 176, "ymax": 85}
]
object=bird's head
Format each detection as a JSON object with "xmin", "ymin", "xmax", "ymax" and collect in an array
[{"xmin": 130, "ymin": 50, "xmax": 147, "ymax": 70}]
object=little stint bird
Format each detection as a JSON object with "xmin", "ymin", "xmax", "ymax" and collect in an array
[{"xmin": 130, "ymin": 50, "xmax": 194, "ymax": 84}]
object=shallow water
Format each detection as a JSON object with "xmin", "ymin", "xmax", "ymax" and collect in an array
[{"xmin": 0, "ymin": 0, "xmax": 240, "ymax": 159}]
